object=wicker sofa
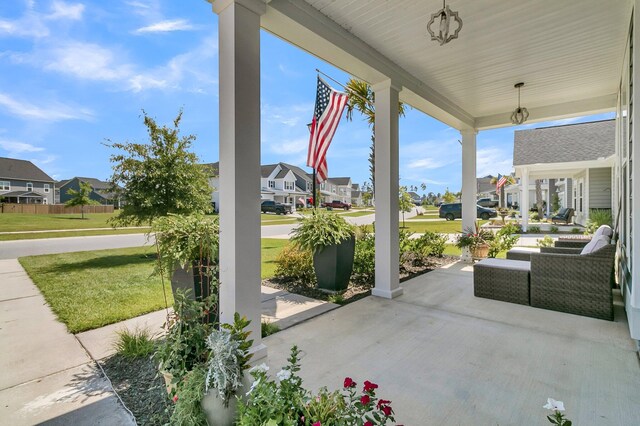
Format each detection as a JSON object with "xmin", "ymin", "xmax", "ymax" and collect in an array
[{"xmin": 529, "ymin": 244, "xmax": 616, "ymax": 320}]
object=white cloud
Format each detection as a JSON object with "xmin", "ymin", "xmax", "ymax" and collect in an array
[
  {"xmin": 0, "ymin": 93, "xmax": 94, "ymax": 121},
  {"xmin": 407, "ymin": 157, "xmax": 449, "ymax": 170},
  {"xmin": 476, "ymin": 147, "xmax": 513, "ymax": 177},
  {"xmin": 135, "ymin": 19, "xmax": 195, "ymax": 34},
  {"xmin": 270, "ymin": 138, "xmax": 307, "ymax": 155},
  {"xmin": 0, "ymin": 140, "xmax": 45, "ymax": 155},
  {"xmin": 43, "ymin": 41, "xmax": 133, "ymax": 82},
  {"xmin": 48, "ymin": 1, "xmax": 85, "ymax": 21}
]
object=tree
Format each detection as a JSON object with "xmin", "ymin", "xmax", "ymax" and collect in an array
[
  {"xmin": 107, "ymin": 111, "xmax": 212, "ymax": 226},
  {"xmin": 443, "ymin": 188, "xmax": 457, "ymax": 204},
  {"xmin": 398, "ymin": 186, "xmax": 414, "ymax": 228},
  {"xmin": 490, "ymin": 175, "xmax": 516, "ymax": 208},
  {"xmin": 535, "ymin": 179, "xmax": 544, "ymax": 219},
  {"xmin": 65, "ymin": 181, "xmax": 100, "ymax": 220},
  {"xmin": 344, "ymin": 79, "xmax": 406, "ymax": 193},
  {"xmin": 420, "ymin": 182, "xmax": 427, "ymax": 192}
]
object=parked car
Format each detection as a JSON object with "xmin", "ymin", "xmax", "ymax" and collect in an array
[
  {"xmin": 321, "ymin": 200, "xmax": 351, "ymax": 210},
  {"xmin": 438, "ymin": 203, "xmax": 497, "ymax": 221},
  {"xmin": 260, "ymin": 200, "xmax": 292, "ymax": 215},
  {"xmin": 477, "ymin": 198, "xmax": 499, "ymax": 208}
]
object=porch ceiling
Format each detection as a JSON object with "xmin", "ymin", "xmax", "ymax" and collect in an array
[{"xmin": 260, "ymin": 0, "xmax": 631, "ymax": 129}]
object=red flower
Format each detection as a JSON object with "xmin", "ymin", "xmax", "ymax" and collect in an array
[
  {"xmin": 377, "ymin": 399, "xmax": 391, "ymax": 408},
  {"xmin": 172, "ymin": 394, "xmax": 178, "ymax": 403},
  {"xmin": 312, "ymin": 423, "xmax": 321, "ymax": 426},
  {"xmin": 343, "ymin": 377, "xmax": 356, "ymax": 388},
  {"xmin": 363, "ymin": 380, "xmax": 378, "ymax": 392},
  {"xmin": 360, "ymin": 395, "xmax": 371, "ymax": 405},
  {"xmin": 364, "ymin": 422, "xmax": 373, "ymax": 426},
  {"xmin": 381, "ymin": 405, "xmax": 393, "ymax": 416}
]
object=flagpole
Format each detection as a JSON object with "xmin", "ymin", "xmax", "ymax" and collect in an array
[{"xmin": 312, "ymin": 168, "xmax": 317, "ymax": 209}]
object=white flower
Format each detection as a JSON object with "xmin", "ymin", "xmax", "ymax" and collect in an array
[
  {"xmin": 246, "ymin": 378, "xmax": 260, "ymax": 396},
  {"xmin": 543, "ymin": 398, "xmax": 565, "ymax": 412},
  {"xmin": 249, "ymin": 363, "xmax": 270, "ymax": 373},
  {"xmin": 276, "ymin": 369, "xmax": 292, "ymax": 381}
]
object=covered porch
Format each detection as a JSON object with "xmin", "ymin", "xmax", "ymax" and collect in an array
[
  {"xmin": 265, "ymin": 262, "xmax": 640, "ymax": 424},
  {"xmin": 208, "ymin": 0, "xmax": 640, "ymax": 371}
]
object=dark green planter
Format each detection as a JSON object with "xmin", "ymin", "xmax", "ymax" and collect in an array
[
  {"xmin": 171, "ymin": 260, "xmax": 218, "ymax": 324},
  {"xmin": 313, "ymin": 235, "xmax": 355, "ymax": 292}
]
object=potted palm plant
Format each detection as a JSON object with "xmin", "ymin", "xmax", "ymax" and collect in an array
[
  {"xmin": 291, "ymin": 209, "xmax": 356, "ymax": 292},
  {"xmin": 456, "ymin": 224, "xmax": 494, "ymax": 259},
  {"xmin": 152, "ymin": 214, "xmax": 219, "ymax": 305}
]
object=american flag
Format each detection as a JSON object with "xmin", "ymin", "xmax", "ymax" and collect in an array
[
  {"xmin": 496, "ymin": 174, "xmax": 508, "ymax": 190},
  {"xmin": 307, "ymin": 77, "xmax": 349, "ymax": 183}
]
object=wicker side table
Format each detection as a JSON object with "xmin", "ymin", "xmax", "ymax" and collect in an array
[{"xmin": 473, "ymin": 258, "xmax": 531, "ymax": 305}]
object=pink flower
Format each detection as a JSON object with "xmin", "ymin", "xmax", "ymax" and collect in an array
[
  {"xmin": 312, "ymin": 423, "xmax": 321, "ymax": 426},
  {"xmin": 172, "ymin": 394, "xmax": 178, "ymax": 403},
  {"xmin": 381, "ymin": 405, "xmax": 393, "ymax": 416},
  {"xmin": 343, "ymin": 377, "xmax": 356, "ymax": 388},
  {"xmin": 360, "ymin": 395, "xmax": 371, "ymax": 405},
  {"xmin": 377, "ymin": 399, "xmax": 391, "ymax": 408},
  {"xmin": 363, "ymin": 380, "xmax": 378, "ymax": 392},
  {"xmin": 364, "ymin": 422, "xmax": 373, "ymax": 426}
]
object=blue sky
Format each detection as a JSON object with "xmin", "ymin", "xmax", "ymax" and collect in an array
[{"xmin": 0, "ymin": 0, "xmax": 613, "ymax": 195}]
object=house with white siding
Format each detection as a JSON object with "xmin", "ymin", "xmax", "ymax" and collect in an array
[{"xmin": 512, "ymin": 119, "xmax": 615, "ymax": 225}]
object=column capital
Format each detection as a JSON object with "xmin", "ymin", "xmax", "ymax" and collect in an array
[
  {"xmin": 212, "ymin": 0, "xmax": 266, "ymax": 16},
  {"xmin": 459, "ymin": 127, "xmax": 478, "ymax": 137},
  {"xmin": 371, "ymin": 78, "xmax": 402, "ymax": 93}
]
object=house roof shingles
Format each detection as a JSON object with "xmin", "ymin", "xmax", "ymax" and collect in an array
[
  {"xmin": 513, "ymin": 119, "xmax": 615, "ymax": 166},
  {"xmin": 327, "ymin": 177, "xmax": 350, "ymax": 185},
  {"xmin": 0, "ymin": 157, "xmax": 54, "ymax": 182}
]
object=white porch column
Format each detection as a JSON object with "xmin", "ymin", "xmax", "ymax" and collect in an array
[
  {"xmin": 372, "ymin": 79, "xmax": 403, "ymax": 299},
  {"xmin": 521, "ymin": 169, "xmax": 529, "ymax": 232},
  {"xmin": 461, "ymin": 129, "xmax": 477, "ymax": 262},
  {"xmin": 214, "ymin": 0, "xmax": 266, "ymax": 360}
]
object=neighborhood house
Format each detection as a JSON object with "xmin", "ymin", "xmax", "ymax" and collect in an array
[{"xmin": 0, "ymin": 157, "xmax": 55, "ymax": 205}]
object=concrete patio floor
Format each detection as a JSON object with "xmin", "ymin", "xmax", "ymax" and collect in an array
[{"xmin": 264, "ymin": 261, "xmax": 640, "ymax": 425}]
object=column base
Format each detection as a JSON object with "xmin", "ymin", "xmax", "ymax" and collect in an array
[
  {"xmin": 248, "ymin": 343, "xmax": 268, "ymax": 364},
  {"xmin": 371, "ymin": 286, "xmax": 404, "ymax": 299}
]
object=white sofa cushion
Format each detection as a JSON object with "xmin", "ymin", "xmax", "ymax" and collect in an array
[
  {"xmin": 593, "ymin": 224, "xmax": 613, "ymax": 239},
  {"xmin": 580, "ymin": 235, "xmax": 610, "ymax": 255}
]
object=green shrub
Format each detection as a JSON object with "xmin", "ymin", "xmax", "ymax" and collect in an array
[
  {"xmin": 411, "ymin": 231, "xmax": 447, "ymax": 258},
  {"xmin": 274, "ymin": 244, "xmax": 316, "ymax": 284},
  {"xmin": 528, "ymin": 225, "xmax": 541, "ymax": 233},
  {"xmin": 585, "ymin": 209, "xmax": 613, "ymax": 235},
  {"xmin": 487, "ymin": 226, "xmax": 520, "ymax": 258},
  {"xmin": 290, "ymin": 209, "xmax": 355, "ymax": 254},
  {"xmin": 571, "ymin": 227, "xmax": 582, "ymax": 234},
  {"xmin": 530, "ymin": 212, "xmax": 540, "ymax": 222},
  {"xmin": 352, "ymin": 226, "xmax": 375, "ymax": 285},
  {"xmin": 501, "ymin": 223, "xmax": 522, "ymax": 234},
  {"xmin": 169, "ymin": 364, "xmax": 207, "ymax": 426},
  {"xmin": 537, "ymin": 235, "xmax": 555, "ymax": 248},
  {"xmin": 549, "ymin": 225, "xmax": 559, "ymax": 233},
  {"xmin": 114, "ymin": 327, "xmax": 156, "ymax": 358},
  {"xmin": 328, "ymin": 293, "xmax": 346, "ymax": 305},
  {"xmin": 261, "ymin": 321, "xmax": 280, "ymax": 338}
]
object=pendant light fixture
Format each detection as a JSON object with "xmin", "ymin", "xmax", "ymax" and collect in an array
[
  {"xmin": 510, "ymin": 82, "xmax": 529, "ymax": 125},
  {"xmin": 427, "ymin": 0, "xmax": 463, "ymax": 46}
]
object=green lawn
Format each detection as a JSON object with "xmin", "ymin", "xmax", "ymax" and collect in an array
[
  {"xmin": 339, "ymin": 210, "xmax": 375, "ymax": 217},
  {"xmin": 260, "ymin": 214, "xmax": 299, "ymax": 225},
  {"xmin": 19, "ymin": 239, "xmax": 289, "ymax": 333},
  {"xmin": 0, "ymin": 212, "xmax": 122, "ymax": 232},
  {"xmin": 400, "ymin": 220, "xmax": 489, "ymax": 234}
]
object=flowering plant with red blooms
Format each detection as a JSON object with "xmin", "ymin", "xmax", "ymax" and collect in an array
[{"xmin": 340, "ymin": 377, "xmax": 397, "ymax": 425}]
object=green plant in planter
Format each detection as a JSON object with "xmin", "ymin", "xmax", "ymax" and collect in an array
[
  {"xmin": 290, "ymin": 210, "xmax": 356, "ymax": 291},
  {"xmin": 153, "ymin": 214, "xmax": 220, "ymax": 302}
]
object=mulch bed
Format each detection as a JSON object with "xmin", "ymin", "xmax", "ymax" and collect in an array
[
  {"xmin": 100, "ymin": 355, "xmax": 173, "ymax": 425},
  {"xmin": 262, "ymin": 255, "xmax": 458, "ymax": 304}
]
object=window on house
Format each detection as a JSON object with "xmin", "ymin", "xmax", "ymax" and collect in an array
[
  {"xmin": 0, "ymin": 181, "xmax": 9, "ymax": 191},
  {"xmin": 306, "ymin": 181, "xmax": 312, "ymax": 191},
  {"xmin": 44, "ymin": 184, "xmax": 50, "ymax": 193},
  {"xmin": 268, "ymin": 180, "xmax": 275, "ymax": 188},
  {"xmin": 26, "ymin": 182, "xmax": 33, "ymax": 191},
  {"xmin": 284, "ymin": 181, "xmax": 294, "ymax": 191}
]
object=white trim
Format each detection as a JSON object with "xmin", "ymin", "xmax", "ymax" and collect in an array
[
  {"xmin": 0, "ymin": 180, "xmax": 9, "ymax": 191},
  {"xmin": 26, "ymin": 182, "xmax": 33, "ymax": 191},
  {"xmin": 44, "ymin": 183, "xmax": 50, "ymax": 193}
]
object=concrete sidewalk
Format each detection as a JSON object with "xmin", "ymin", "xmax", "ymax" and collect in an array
[{"xmin": 0, "ymin": 259, "xmax": 135, "ymax": 425}]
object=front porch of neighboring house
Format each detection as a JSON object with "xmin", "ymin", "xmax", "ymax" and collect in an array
[
  {"xmin": 0, "ymin": 191, "xmax": 47, "ymax": 204},
  {"xmin": 207, "ymin": 0, "xmax": 640, "ymax": 371}
]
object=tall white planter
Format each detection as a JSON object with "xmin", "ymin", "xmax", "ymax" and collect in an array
[{"xmin": 201, "ymin": 375, "xmax": 252, "ymax": 426}]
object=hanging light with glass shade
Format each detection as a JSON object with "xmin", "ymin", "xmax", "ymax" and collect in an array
[
  {"xmin": 511, "ymin": 82, "xmax": 529, "ymax": 125},
  {"xmin": 427, "ymin": 0, "xmax": 463, "ymax": 46}
]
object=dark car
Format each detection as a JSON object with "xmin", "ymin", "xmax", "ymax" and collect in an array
[
  {"xmin": 321, "ymin": 200, "xmax": 351, "ymax": 210},
  {"xmin": 438, "ymin": 203, "xmax": 497, "ymax": 221},
  {"xmin": 260, "ymin": 200, "xmax": 292, "ymax": 215},
  {"xmin": 477, "ymin": 198, "xmax": 499, "ymax": 208}
]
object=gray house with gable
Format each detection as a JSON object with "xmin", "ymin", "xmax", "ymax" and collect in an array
[
  {"xmin": 0, "ymin": 157, "xmax": 55, "ymax": 204},
  {"xmin": 512, "ymin": 119, "xmax": 615, "ymax": 226}
]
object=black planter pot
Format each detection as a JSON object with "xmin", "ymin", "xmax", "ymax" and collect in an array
[
  {"xmin": 313, "ymin": 235, "xmax": 355, "ymax": 292},
  {"xmin": 171, "ymin": 260, "xmax": 218, "ymax": 324}
]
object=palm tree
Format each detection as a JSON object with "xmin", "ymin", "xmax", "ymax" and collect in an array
[
  {"xmin": 490, "ymin": 175, "xmax": 516, "ymax": 208},
  {"xmin": 344, "ymin": 79, "xmax": 405, "ymax": 192}
]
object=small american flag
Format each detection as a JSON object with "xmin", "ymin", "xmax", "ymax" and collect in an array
[
  {"xmin": 496, "ymin": 174, "xmax": 508, "ymax": 190},
  {"xmin": 307, "ymin": 77, "xmax": 349, "ymax": 183}
]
